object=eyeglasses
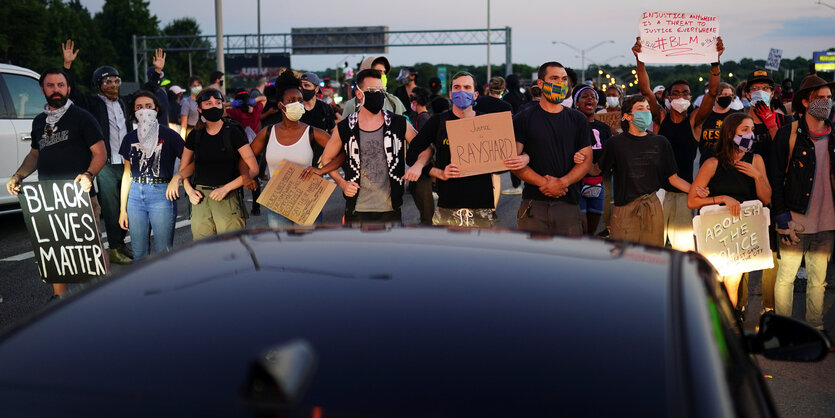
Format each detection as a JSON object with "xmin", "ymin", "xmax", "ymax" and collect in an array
[
  {"xmin": 362, "ymin": 87, "xmax": 386, "ymax": 93},
  {"xmin": 102, "ymin": 77, "xmax": 121, "ymax": 86},
  {"xmin": 749, "ymin": 85, "xmax": 774, "ymax": 93},
  {"xmin": 197, "ymin": 89, "xmax": 224, "ymax": 103}
]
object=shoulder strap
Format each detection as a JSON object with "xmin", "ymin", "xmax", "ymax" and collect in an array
[
  {"xmin": 308, "ymin": 125, "xmax": 315, "ymax": 147},
  {"xmin": 786, "ymin": 120, "xmax": 799, "ymax": 174},
  {"xmin": 221, "ymin": 123, "xmax": 238, "ymax": 161}
]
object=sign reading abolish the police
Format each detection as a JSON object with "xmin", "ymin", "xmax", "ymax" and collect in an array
[
  {"xmin": 18, "ymin": 180, "xmax": 108, "ymax": 283},
  {"xmin": 693, "ymin": 200, "xmax": 773, "ymax": 277},
  {"xmin": 446, "ymin": 111, "xmax": 516, "ymax": 177}
]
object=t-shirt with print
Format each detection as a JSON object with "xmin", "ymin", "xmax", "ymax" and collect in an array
[
  {"xmin": 699, "ymin": 110, "xmax": 738, "ymax": 165},
  {"xmin": 598, "ymin": 132, "xmax": 678, "ymax": 206},
  {"xmin": 584, "ymin": 119, "xmax": 612, "ymax": 184},
  {"xmin": 32, "ymin": 105, "xmax": 103, "ymax": 184},
  {"xmin": 406, "ymin": 111, "xmax": 494, "ymax": 209},
  {"xmin": 184, "ymin": 125, "xmax": 248, "ymax": 187},
  {"xmin": 513, "ymin": 105, "xmax": 593, "ymax": 204},
  {"xmin": 119, "ymin": 125, "xmax": 184, "ymax": 179},
  {"xmin": 355, "ymin": 126, "xmax": 393, "ymax": 212},
  {"xmin": 790, "ymin": 128, "xmax": 835, "ymax": 233}
]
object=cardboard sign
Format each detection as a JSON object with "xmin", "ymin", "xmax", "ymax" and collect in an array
[
  {"xmin": 638, "ymin": 12, "xmax": 720, "ymax": 64},
  {"xmin": 765, "ymin": 48, "xmax": 783, "ymax": 71},
  {"xmin": 594, "ymin": 112, "xmax": 623, "ymax": 135},
  {"xmin": 693, "ymin": 200, "xmax": 773, "ymax": 276},
  {"xmin": 18, "ymin": 181, "xmax": 108, "ymax": 283},
  {"xmin": 256, "ymin": 160, "xmax": 336, "ymax": 226},
  {"xmin": 446, "ymin": 111, "xmax": 516, "ymax": 177}
]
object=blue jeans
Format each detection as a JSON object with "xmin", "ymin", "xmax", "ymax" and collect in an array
[
  {"xmin": 266, "ymin": 208, "xmax": 323, "ymax": 227},
  {"xmin": 127, "ymin": 182, "xmax": 177, "ymax": 260}
]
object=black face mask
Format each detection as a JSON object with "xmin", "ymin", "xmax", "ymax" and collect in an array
[
  {"xmin": 362, "ymin": 91, "xmax": 385, "ymax": 114},
  {"xmin": 716, "ymin": 96, "xmax": 732, "ymax": 109},
  {"xmin": 301, "ymin": 88, "xmax": 316, "ymax": 101},
  {"xmin": 201, "ymin": 107, "xmax": 224, "ymax": 122}
]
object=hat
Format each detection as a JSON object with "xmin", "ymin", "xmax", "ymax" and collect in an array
[
  {"xmin": 792, "ymin": 73, "xmax": 835, "ymax": 114},
  {"xmin": 745, "ymin": 69, "xmax": 774, "ymax": 90},
  {"xmin": 169, "ymin": 85, "xmax": 185, "ymax": 95},
  {"xmin": 301, "ymin": 72, "xmax": 321, "ymax": 87},
  {"xmin": 360, "ymin": 56, "xmax": 391, "ymax": 74},
  {"xmin": 652, "ymin": 85, "xmax": 665, "ymax": 94}
]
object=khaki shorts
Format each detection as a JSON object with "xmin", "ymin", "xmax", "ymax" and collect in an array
[{"xmin": 191, "ymin": 185, "xmax": 245, "ymax": 241}]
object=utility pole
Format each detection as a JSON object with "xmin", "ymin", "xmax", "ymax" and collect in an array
[
  {"xmin": 486, "ymin": 0, "xmax": 491, "ymax": 81},
  {"xmin": 552, "ymin": 40, "xmax": 614, "ymax": 84},
  {"xmin": 257, "ymin": 0, "xmax": 262, "ymax": 74},
  {"xmin": 215, "ymin": 0, "xmax": 225, "ymax": 76}
]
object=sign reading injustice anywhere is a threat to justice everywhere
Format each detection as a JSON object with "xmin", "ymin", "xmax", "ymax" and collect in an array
[
  {"xmin": 692, "ymin": 200, "xmax": 773, "ymax": 277},
  {"xmin": 18, "ymin": 180, "xmax": 108, "ymax": 283},
  {"xmin": 638, "ymin": 11, "xmax": 720, "ymax": 64},
  {"xmin": 445, "ymin": 111, "xmax": 517, "ymax": 177}
]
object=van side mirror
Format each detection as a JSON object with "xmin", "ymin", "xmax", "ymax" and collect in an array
[{"xmin": 747, "ymin": 314, "xmax": 830, "ymax": 362}]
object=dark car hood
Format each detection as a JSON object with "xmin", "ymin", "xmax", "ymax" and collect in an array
[{"xmin": 0, "ymin": 227, "xmax": 675, "ymax": 416}]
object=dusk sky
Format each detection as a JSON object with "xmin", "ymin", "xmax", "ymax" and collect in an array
[{"xmin": 80, "ymin": 0, "xmax": 835, "ymax": 74}]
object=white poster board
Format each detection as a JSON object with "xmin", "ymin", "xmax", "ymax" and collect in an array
[
  {"xmin": 693, "ymin": 200, "xmax": 773, "ymax": 276},
  {"xmin": 765, "ymin": 48, "xmax": 783, "ymax": 71},
  {"xmin": 638, "ymin": 12, "xmax": 720, "ymax": 64}
]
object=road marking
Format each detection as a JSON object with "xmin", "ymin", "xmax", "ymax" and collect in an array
[{"xmin": 0, "ymin": 219, "xmax": 191, "ymax": 262}]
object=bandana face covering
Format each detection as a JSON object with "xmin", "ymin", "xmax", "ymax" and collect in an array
[
  {"xmin": 135, "ymin": 108, "xmax": 162, "ymax": 175},
  {"xmin": 807, "ymin": 98, "xmax": 833, "ymax": 121},
  {"xmin": 44, "ymin": 98, "xmax": 73, "ymax": 125},
  {"xmin": 541, "ymin": 80, "xmax": 569, "ymax": 104},
  {"xmin": 733, "ymin": 132, "xmax": 755, "ymax": 152}
]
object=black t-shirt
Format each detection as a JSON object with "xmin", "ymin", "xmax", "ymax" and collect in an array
[
  {"xmin": 699, "ymin": 110, "xmax": 738, "ymax": 164},
  {"xmin": 185, "ymin": 124, "xmax": 249, "ymax": 187},
  {"xmin": 513, "ymin": 105, "xmax": 593, "ymax": 203},
  {"xmin": 473, "ymin": 95, "xmax": 513, "ymax": 114},
  {"xmin": 598, "ymin": 132, "xmax": 678, "ymax": 206},
  {"xmin": 299, "ymin": 99, "xmax": 335, "ymax": 133},
  {"xmin": 659, "ymin": 112, "xmax": 698, "ymax": 190},
  {"xmin": 588, "ymin": 119, "xmax": 612, "ymax": 166},
  {"xmin": 406, "ymin": 111, "xmax": 494, "ymax": 209},
  {"xmin": 32, "ymin": 105, "xmax": 103, "ymax": 182},
  {"xmin": 119, "ymin": 126, "xmax": 184, "ymax": 179}
]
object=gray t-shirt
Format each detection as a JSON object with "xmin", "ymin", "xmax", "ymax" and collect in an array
[
  {"xmin": 355, "ymin": 126, "xmax": 393, "ymax": 212},
  {"xmin": 180, "ymin": 96, "xmax": 200, "ymax": 126}
]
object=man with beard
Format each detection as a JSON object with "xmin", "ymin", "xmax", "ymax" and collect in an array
[
  {"xmin": 61, "ymin": 40, "xmax": 163, "ymax": 265},
  {"xmin": 6, "ymin": 68, "xmax": 106, "ymax": 298}
]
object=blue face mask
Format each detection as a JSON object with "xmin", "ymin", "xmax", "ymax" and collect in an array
[
  {"xmin": 451, "ymin": 90, "xmax": 475, "ymax": 109},
  {"xmin": 631, "ymin": 110, "xmax": 652, "ymax": 131},
  {"xmin": 750, "ymin": 90, "xmax": 771, "ymax": 107}
]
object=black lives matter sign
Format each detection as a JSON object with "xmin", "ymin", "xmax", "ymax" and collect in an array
[{"xmin": 18, "ymin": 180, "xmax": 108, "ymax": 283}]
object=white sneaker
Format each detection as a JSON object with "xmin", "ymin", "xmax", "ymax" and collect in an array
[{"xmin": 501, "ymin": 186, "xmax": 523, "ymax": 195}]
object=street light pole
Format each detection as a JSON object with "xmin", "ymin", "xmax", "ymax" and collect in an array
[
  {"xmin": 215, "ymin": 0, "xmax": 225, "ymax": 76},
  {"xmin": 486, "ymin": 0, "xmax": 491, "ymax": 81},
  {"xmin": 257, "ymin": 0, "xmax": 262, "ymax": 74},
  {"xmin": 552, "ymin": 40, "xmax": 614, "ymax": 84}
]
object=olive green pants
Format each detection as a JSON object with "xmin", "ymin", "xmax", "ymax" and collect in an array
[{"xmin": 191, "ymin": 185, "xmax": 245, "ymax": 241}]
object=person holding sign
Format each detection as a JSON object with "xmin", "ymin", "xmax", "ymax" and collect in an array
[
  {"xmin": 633, "ymin": 36, "xmax": 725, "ymax": 251},
  {"xmin": 598, "ymin": 95, "xmax": 691, "ymax": 246},
  {"xmin": 405, "ymin": 72, "xmax": 526, "ymax": 227},
  {"xmin": 179, "ymin": 88, "xmax": 259, "ymax": 240},
  {"xmin": 321, "ymin": 69, "xmax": 429, "ymax": 224},
  {"xmin": 117, "ymin": 91, "xmax": 184, "ymax": 261},
  {"xmin": 511, "ymin": 62, "xmax": 593, "ymax": 235},
  {"xmin": 687, "ymin": 113, "xmax": 771, "ymax": 314},
  {"xmin": 6, "ymin": 68, "xmax": 107, "ymax": 298},
  {"xmin": 249, "ymin": 70, "xmax": 341, "ymax": 227}
]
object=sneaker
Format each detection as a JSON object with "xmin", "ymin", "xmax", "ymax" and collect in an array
[
  {"xmin": 109, "ymin": 248, "xmax": 132, "ymax": 265},
  {"xmin": 501, "ymin": 186, "xmax": 523, "ymax": 195}
]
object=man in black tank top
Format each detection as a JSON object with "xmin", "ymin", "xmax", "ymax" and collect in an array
[{"xmin": 633, "ymin": 36, "xmax": 725, "ymax": 251}]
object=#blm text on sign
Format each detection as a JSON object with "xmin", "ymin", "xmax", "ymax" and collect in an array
[
  {"xmin": 638, "ymin": 12, "xmax": 720, "ymax": 64},
  {"xmin": 256, "ymin": 160, "xmax": 336, "ymax": 226},
  {"xmin": 692, "ymin": 200, "xmax": 773, "ymax": 277},
  {"xmin": 445, "ymin": 111, "xmax": 516, "ymax": 177},
  {"xmin": 18, "ymin": 180, "xmax": 108, "ymax": 283}
]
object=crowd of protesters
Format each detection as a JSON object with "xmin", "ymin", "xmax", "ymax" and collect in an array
[{"xmin": 5, "ymin": 37, "xmax": 835, "ymax": 337}]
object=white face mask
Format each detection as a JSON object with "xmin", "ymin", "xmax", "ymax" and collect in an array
[
  {"xmin": 606, "ymin": 97, "xmax": 620, "ymax": 108},
  {"xmin": 283, "ymin": 101, "xmax": 305, "ymax": 121},
  {"xmin": 670, "ymin": 98, "xmax": 691, "ymax": 114}
]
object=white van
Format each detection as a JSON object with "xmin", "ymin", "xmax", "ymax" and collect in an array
[{"xmin": 0, "ymin": 64, "xmax": 45, "ymax": 213}]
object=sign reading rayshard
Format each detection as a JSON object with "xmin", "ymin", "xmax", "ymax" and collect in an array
[
  {"xmin": 18, "ymin": 180, "xmax": 108, "ymax": 283},
  {"xmin": 693, "ymin": 200, "xmax": 773, "ymax": 277}
]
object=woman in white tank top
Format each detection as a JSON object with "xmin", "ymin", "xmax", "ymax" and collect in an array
[{"xmin": 249, "ymin": 71, "xmax": 342, "ymax": 227}]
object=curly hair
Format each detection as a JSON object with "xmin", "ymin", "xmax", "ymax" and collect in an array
[{"xmin": 274, "ymin": 69, "xmax": 302, "ymax": 102}]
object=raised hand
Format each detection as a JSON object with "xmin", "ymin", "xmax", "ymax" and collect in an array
[
  {"xmin": 152, "ymin": 48, "xmax": 166, "ymax": 73},
  {"xmin": 632, "ymin": 37, "xmax": 642, "ymax": 59},
  {"xmin": 715, "ymin": 36, "xmax": 724, "ymax": 58},
  {"xmin": 62, "ymin": 39, "xmax": 79, "ymax": 67}
]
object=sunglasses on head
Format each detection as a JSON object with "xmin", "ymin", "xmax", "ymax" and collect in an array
[{"xmin": 197, "ymin": 89, "xmax": 224, "ymax": 103}]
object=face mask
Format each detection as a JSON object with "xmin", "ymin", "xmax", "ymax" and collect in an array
[
  {"xmin": 541, "ymin": 81, "xmax": 569, "ymax": 104},
  {"xmin": 283, "ymin": 101, "xmax": 305, "ymax": 121},
  {"xmin": 664, "ymin": 98, "xmax": 671, "ymax": 110},
  {"xmin": 716, "ymin": 96, "xmax": 732, "ymax": 109},
  {"xmin": 606, "ymin": 97, "xmax": 620, "ymax": 108},
  {"xmin": 191, "ymin": 86, "xmax": 202, "ymax": 96},
  {"xmin": 733, "ymin": 132, "xmax": 755, "ymax": 152},
  {"xmin": 750, "ymin": 90, "xmax": 771, "ymax": 107},
  {"xmin": 741, "ymin": 98, "xmax": 750, "ymax": 109},
  {"xmin": 301, "ymin": 88, "xmax": 316, "ymax": 101},
  {"xmin": 671, "ymin": 98, "xmax": 690, "ymax": 113},
  {"xmin": 631, "ymin": 111, "xmax": 652, "ymax": 131},
  {"xmin": 807, "ymin": 98, "xmax": 833, "ymax": 121},
  {"xmin": 201, "ymin": 106, "xmax": 223, "ymax": 122},
  {"xmin": 362, "ymin": 91, "xmax": 386, "ymax": 114},
  {"xmin": 451, "ymin": 90, "xmax": 475, "ymax": 109}
]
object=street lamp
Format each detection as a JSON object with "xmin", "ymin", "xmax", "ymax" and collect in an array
[{"xmin": 552, "ymin": 40, "xmax": 614, "ymax": 84}]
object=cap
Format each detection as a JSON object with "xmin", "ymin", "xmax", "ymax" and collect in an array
[
  {"xmin": 301, "ymin": 72, "xmax": 321, "ymax": 87},
  {"xmin": 169, "ymin": 85, "xmax": 185, "ymax": 95},
  {"xmin": 746, "ymin": 69, "xmax": 775, "ymax": 90},
  {"xmin": 652, "ymin": 85, "xmax": 665, "ymax": 94},
  {"xmin": 360, "ymin": 56, "xmax": 391, "ymax": 74}
]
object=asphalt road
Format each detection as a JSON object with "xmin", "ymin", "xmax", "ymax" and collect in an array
[{"xmin": 0, "ymin": 172, "xmax": 833, "ymax": 416}]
